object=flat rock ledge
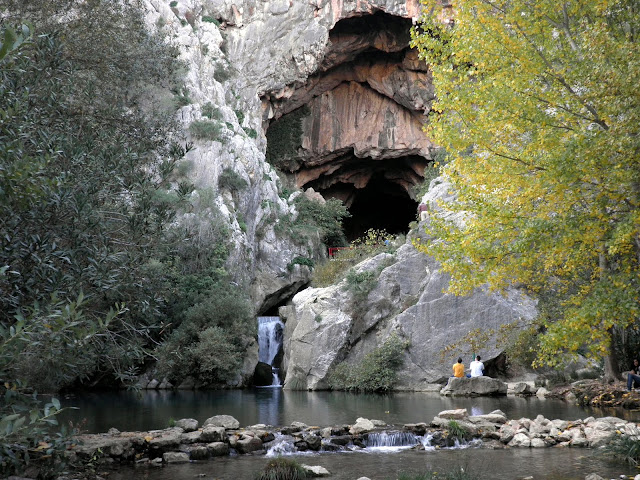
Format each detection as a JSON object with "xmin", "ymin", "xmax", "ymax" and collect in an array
[
  {"xmin": 440, "ymin": 376, "xmax": 508, "ymax": 396},
  {"xmin": 67, "ymin": 410, "xmax": 639, "ymax": 470}
]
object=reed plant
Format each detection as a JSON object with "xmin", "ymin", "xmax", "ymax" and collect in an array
[{"xmin": 255, "ymin": 457, "xmax": 308, "ymax": 480}]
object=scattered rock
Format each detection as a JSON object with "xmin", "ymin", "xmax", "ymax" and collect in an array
[
  {"xmin": 200, "ymin": 426, "xmax": 226, "ymax": 443},
  {"xmin": 163, "ymin": 452, "xmax": 189, "ymax": 463},
  {"xmin": 203, "ymin": 415, "xmax": 240, "ymax": 429},
  {"xmin": 349, "ymin": 418, "xmax": 375, "ymax": 435},
  {"xmin": 207, "ymin": 442, "xmax": 230, "ymax": 457},
  {"xmin": 175, "ymin": 418, "xmax": 198, "ymax": 432},
  {"xmin": 302, "ymin": 464, "xmax": 331, "ymax": 477}
]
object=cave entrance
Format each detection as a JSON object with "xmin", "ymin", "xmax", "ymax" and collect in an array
[
  {"xmin": 342, "ymin": 174, "xmax": 418, "ymax": 242},
  {"xmin": 262, "ymin": 10, "xmax": 435, "ymax": 245}
]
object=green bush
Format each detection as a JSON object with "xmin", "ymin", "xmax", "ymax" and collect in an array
[
  {"xmin": 169, "ymin": 1, "xmax": 177, "ymax": 7},
  {"xmin": 235, "ymin": 109, "xmax": 245, "ymax": 124},
  {"xmin": 202, "ymin": 102, "xmax": 223, "ymax": 120},
  {"xmin": 287, "ymin": 256, "xmax": 314, "ymax": 272},
  {"xmin": 256, "ymin": 457, "xmax": 308, "ymax": 480},
  {"xmin": 312, "ymin": 229, "xmax": 395, "ymax": 287},
  {"xmin": 218, "ymin": 168, "xmax": 248, "ymax": 191},
  {"xmin": 213, "ymin": 62, "xmax": 232, "ymax": 82},
  {"xmin": 189, "ymin": 120, "xmax": 222, "ymax": 141},
  {"xmin": 327, "ymin": 334, "xmax": 409, "ymax": 392},
  {"xmin": 445, "ymin": 420, "xmax": 469, "ymax": 441},
  {"xmin": 293, "ymin": 196, "xmax": 350, "ymax": 246},
  {"xmin": 202, "ymin": 16, "xmax": 220, "ymax": 26},
  {"xmin": 265, "ymin": 106, "xmax": 310, "ymax": 170},
  {"xmin": 603, "ymin": 434, "xmax": 640, "ymax": 466},
  {"xmin": 244, "ymin": 127, "xmax": 258, "ymax": 138}
]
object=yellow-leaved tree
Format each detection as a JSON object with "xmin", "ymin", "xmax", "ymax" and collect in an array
[{"xmin": 411, "ymin": 0, "xmax": 640, "ymax": 381}]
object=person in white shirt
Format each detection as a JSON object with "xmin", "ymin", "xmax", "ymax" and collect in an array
[{"xmin": 469, "ymin": 355, "xmax": 484, "ymax": 377}]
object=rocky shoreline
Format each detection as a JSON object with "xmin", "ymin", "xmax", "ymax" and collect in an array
[{"xmin": 68, "ymin": 409, "xmax": 638, "ymax": 471}]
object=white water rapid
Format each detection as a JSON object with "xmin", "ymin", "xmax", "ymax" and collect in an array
[{"xmin": 257, "ymin": 316, "xmax": 284, "ymax": 387}]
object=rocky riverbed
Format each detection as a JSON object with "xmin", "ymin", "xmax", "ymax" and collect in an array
[{"xmin": 67, "ymin": 408, "xmax": 639, "ymax": 473}]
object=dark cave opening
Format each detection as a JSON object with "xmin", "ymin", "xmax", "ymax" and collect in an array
[{"xmin": 341, "ymin": 174, "xmax": 418, "ymax": 242}]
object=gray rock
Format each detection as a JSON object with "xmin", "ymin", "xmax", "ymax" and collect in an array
[
  {"xmin": 235, "ymin": 436, "xmax": 263, "ymax": 454},
  {"xmin": 508, "ymin": 433, "xmax": 531, "ymax": 447},
  {"xmin": 163, "ymin": 452, "xmax": 189, "ymax": 463},
  {"xmin": 437, "ymin": 409, "xmax": 468, "ymax": 420},
  {"xmin": 440, "ymin": 377, "xmax": 508, "ymax": 396},
  {"xmin": 201, "ymin": 426, "xmax": 226, "ymax": 442},
  {"xmin": 349, "ymin": 418, "xmax": 375, "ymax": 435},
  {"xmin": 180, "ymin": 431, "xmax": 202, "ymax": 444},
  {"xmin": 304, "ymin": 433, "xmax": 322, "ymax": 451},
  {"xmin": 530, "ymin": 438, "xmax": 546, "ymax": 448},
  {"xmin": 189, "ymin": 446, "xmax": 209, "ymax": 460},
  {"xmin": 510, "ymin": 382, "xmax": 535, "ymax": 395},
  {"xmin": 175, "ymin": 418, "xmax": 198, "ymax": 432},
  {"xmin": 146, "ymin": 379, "xmax": 159, "ymax": 389},
  {"xmin": 536, "ymin": 387, "xmax": 551, "ymax": 397},
  {"xmin": 302, "ymin": 465, "xmax": 331, "ymax": 477},
  {"xmin": 584, "ymin": 474, "xmax": 605, "ymax": 480},
  {"xmin": 203, "ymin": 415, "xmax": 240, "ymax": 429},
  {"xmin": 207, "ymin": 442, "xmax": 230, "ymax": 457}
]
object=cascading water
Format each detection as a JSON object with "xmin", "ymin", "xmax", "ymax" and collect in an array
[{"xmin": 257, "ymin": 316, "xmax": 284, "ymax": 387}]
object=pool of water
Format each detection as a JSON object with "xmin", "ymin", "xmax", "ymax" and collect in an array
[
  {"xmin": 58, "ymin": 388, "xmax": 640, "ymax": 433},
  {"xmin": 104, "ymin": 446, "xmax": 629, "ymax": 480}
]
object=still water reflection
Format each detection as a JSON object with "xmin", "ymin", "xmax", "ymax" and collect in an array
[{"xmin": 59, "ymin": 389, "xmax": 639, "ymax": 433}]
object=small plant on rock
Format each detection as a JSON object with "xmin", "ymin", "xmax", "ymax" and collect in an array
[
  {"xmin": 445, "ymin": 420, "xmax": 469, "ymax": 441},
  {"xmin": 603, "ymin": 433, "xmax": 640, "ymax": 465}
]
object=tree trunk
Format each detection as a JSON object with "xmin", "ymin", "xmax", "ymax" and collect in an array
[{"xmin": 603, "ymin": 327, "xmax": 620, "ymax": 383}]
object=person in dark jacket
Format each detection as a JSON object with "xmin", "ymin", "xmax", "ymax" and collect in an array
[{"xmin": 627, "ymin": 358, "xmax": 640, "ymax": 391}]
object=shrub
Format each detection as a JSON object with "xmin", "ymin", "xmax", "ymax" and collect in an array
[
  {"xmin": 327, "ymin": 333, "xmax": 409, "ymax": 392},
  {"xmin": 202, "ymin": 102, "xmax": 222, "ymax": 120},
  {"xmin": 445, "ymin": 420, "xmax": 469, "ymax": 441},
  {"xmin": 287, "ymin": 256, "xmax": 314, "ymax": 272},
  {"xmin": 312, "ymin": 229, "xmax": 395, "ymax": 287},
  {"xmin": 213, "ymin": 62, "xmax": 232, "ymax": 82},
  {"xmin": 169, "ymin": 1, "xmax": 177, "ymax": 7},
  {"xmin": 255, "ymin": 457, "xmax": 308, "ymax": 480},
  {"xmin": 244, "ymin": 127, "xmax": 258, "ymax": 138},
  {"xmin": 235, "ymin": 109, "xmax": 245, "ymax": 124},
  {"xmin": 265, "ymin": 105, "xmax": 310, "ymax": 170},
  {"xmin": 189, "ymin": 120, "xmax": 222, "ymax": 141},
  {"xmin": 218, "ymin": 168, "xmax": 247, "ymax": 191},
  {"xmin": 202, "ymin": 16, "xmax": 220, "ymax": 26},
  {"xmin": 293, "ymin": 196, "xmax": 350, "ymax": 246},
  {"xmin": 603, "ymin": 434, "xmax": 640, "ymax": 466}
]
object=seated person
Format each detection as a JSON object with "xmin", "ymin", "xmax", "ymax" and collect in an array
[
  {"xmin": 452, "ymin": 357, "xmax": 465, "ymax": 378},
  {"xmin": 627, "ymin": 358, "xmax": 640, "ymax": 391},
  {"xmin": 470, "ymin": 355, "xmax": 484, "ymax": 377}
]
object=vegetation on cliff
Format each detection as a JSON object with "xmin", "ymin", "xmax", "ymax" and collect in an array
[{"xmin": 411, "ymin": 0, "xmax": 640, "ymax": 380}]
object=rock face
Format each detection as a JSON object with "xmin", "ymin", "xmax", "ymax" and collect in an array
[
  {"xmin": 137, "ymin": 0, "xmax": 538, "ymax": 389},
  {"xmin": 282, "ymin": 232, "xmax": 537, "ymax": 390},
  {"xmin": 440, "ymin": 377, "xmax": 508, "ymax": 397}
]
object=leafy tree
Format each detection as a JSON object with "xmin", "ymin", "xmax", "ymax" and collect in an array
[
  {"xmin": 411, "ymin": 0, "xmax": 640, "ymax": 380},
  {"xmin": 0, "ymin": 0, "xmax": 183, "ymax": 389}
]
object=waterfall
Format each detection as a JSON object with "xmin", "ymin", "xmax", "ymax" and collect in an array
[
  {"xmin": 257, "ymin": 316, "xmax": 284, "ymax": 387},
  {"xmin": 364, "ymin": 431, "xmax": 420, "ymax": 448}
]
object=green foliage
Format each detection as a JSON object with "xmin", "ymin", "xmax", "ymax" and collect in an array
[
  {"xmin": 172, "ymin": 86, "xmax": 191, "ymax": 108},
  {"xmin": 265, "ymin": 106, "xmax": 310, "ymax": 170},
  {"xmin": 411, "ymin": 0, "xmax": 640, "ymax": 375},
  {"xmin": 169, "ymin": 1, "xmax": 177, "ymax": 6},
  {"xmin": 0, "ymin": 1, "xmax": 184, "ymax": 390},
  {"xmin": 0, "ymin": 23, "xmax": 32, "ymax": 63},
  {"xmin": 0, "ymin": 388, "xmax": 74, "ymax": 479},
  {"xmin": 603, "ymin": 434, "xmax": 640, "ymax": 466},
  {"xmin": 235, "ymin": 109, "xmax": 245, "ymax": 124},
  {"xmin": 328, "ymin": 334, "xmax": 409, "ymax": 392},
  {"xmin": 202, "ymin": 102, "xmax": 222, "ymax": 120},
  {"xmin": 345, "ymin": 269, "xmax": 377, "ymax": 301},
  {"xmin": 287, "ymin": 256, "xmax": 314, "ymax": 272},
  {"xmin": 189, "ymin": 119, "xmax": 223, "ymax": 141},
  {"xmin": 213, "ymin": 61, "xmax": 232, "ymax": 83},
  {"xmin": 293, "ymin": 196, "xmax": 350, "ymax": 246},
  {"xmin": 244, "ymin": 127, "xmax": 258, "ymax": 139},
  {"xmin": 255, "ymin": 457, "xmax": 308, "ymax": 480},
  {"xmin": 202, "ymin": 16, "xmax": 220, "ymax": 26},
  {"xmin": 312, "ymin": 229, "xmax": 396, "ymax": 287},
  {"xmin": 445, "ymin": 420, "xmax": 469, "ymax": 441},
  {"xmin": 218, "ymin": 167, "xmax": 248, "ymax": 191},
  {"xmin": 167, "ymin": 417, "xmax": 176, "ymax": 427}
]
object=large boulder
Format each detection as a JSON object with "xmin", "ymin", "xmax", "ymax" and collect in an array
[
  {"xmin": 203, "ymin": 415, "xmax": 240, "ymax": 430},
  {"xmin": 440, "ymin": 377, "xmax": 508, "ymax": 396},
  {"xmin": 282, "ymin": 213, "xmax": 537, "ymax": 391},
  {"xmin": 253, "ymin": 361, "xmax": 274, "ymax": 387}
]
